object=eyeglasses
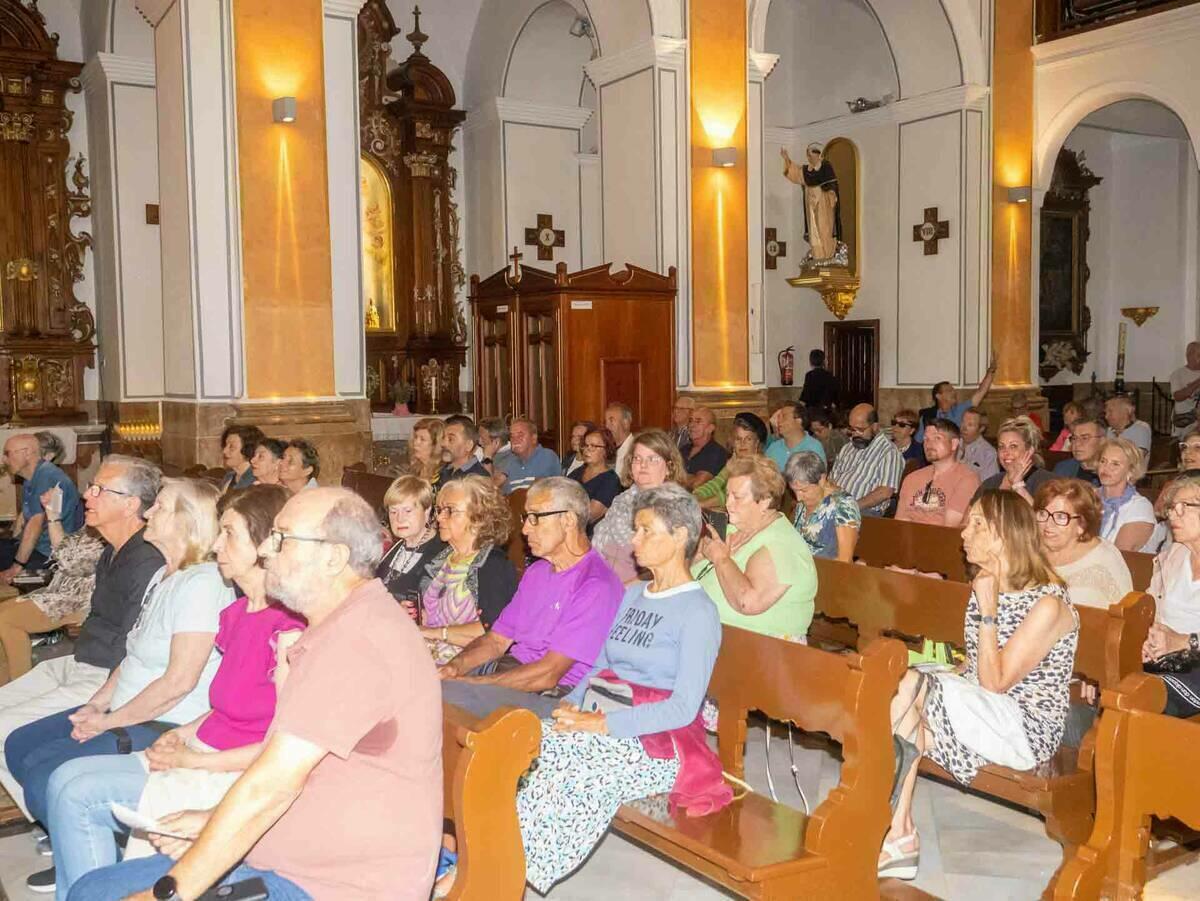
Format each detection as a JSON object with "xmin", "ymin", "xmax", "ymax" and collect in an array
[
  {"xmin": 583, "ymin": 443, "xmax": 607, "ymax": 451},
  {"xmin": 433, "ymin": 505, "xmax": 467, "ymax": 519},
  {"xmin": 85, "ymin": 482, "xmax": 132, "ymax": 499},
  {"xmin": 266, "ymin": 529, "xmax": 332, "ymax": 554},
  {"xmin": 1169, "ymin": 500, "xmax": 1200, "ymax": 518},
  {"xmin": 520, "ymin": 509, "xmax": 570, "ymax": 526},
  {"xmin": 631, "ymin": 454, "xmax": 664, "ymax": 468},
  {"xmin": 1035, "ymin": 510, "xmax": 1081, "ymax": 527},
  {"xmin": 891, "ymin": 420, "xmax": 915, "ymax": 429}
]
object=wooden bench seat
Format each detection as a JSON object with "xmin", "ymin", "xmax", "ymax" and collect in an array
[
  {"xmin": 441, "ymin": 702, "xmax": 541, "ymax": 900},
  {"xmin": 855, "ymin": 515, "xmax": 1155, "ymax": 591},
  {"xmin": 611, "ymin": 626, "xmax": 909, "ymax": 899},
  {"xmin": 811, "ymin": 558, "xmax": 1157, "ymax": 883}
]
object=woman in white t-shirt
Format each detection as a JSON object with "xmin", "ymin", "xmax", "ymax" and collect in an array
[
  {"xmin": 1096, "ymin": 437, "xmax": 1160, "ymax": 553},
  {"xmin": 1142, "ymin": 474, "xmax": 1200, "ymax": 716},
  {"xmin": 3, "ymin": 478, "xmax": 232, "ymax": 861},
  {"xmin": 1035, "ymin": 477, "xmax": 1133, "ymax": 609}
]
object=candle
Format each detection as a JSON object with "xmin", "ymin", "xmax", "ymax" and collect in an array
[{"xmin": 1118, "ymin": 321, "xmax": 1127, "ymax": 357}]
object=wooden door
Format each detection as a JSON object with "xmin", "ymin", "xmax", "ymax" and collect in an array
[
  {"xmin": 473, "ymin": 305, "xmax": 515, "ymax": 422},
  {"xmin": 520, "ymin": 307, "xmax": 559, "ymax": 451},
  {"xmin": 824, "ymin": 319, "xmax": 878, "ymax": 410}
]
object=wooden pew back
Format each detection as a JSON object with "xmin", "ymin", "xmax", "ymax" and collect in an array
[
  {"xmin": 441, "ymin": 703, "xmax": 541, "ymax": 901},
  {"xmin": 341, "ymin": 466, "xmax": 394, "ymax": 519},
  {"xmin": 1053, "ymin": 675, "xmax": 1172, "ymax": 901}
]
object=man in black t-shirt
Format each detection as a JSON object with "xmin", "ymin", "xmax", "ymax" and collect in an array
[
  {"xmin": 0, "ymin": 454, "xmax": 164, "ymax": 814},
  {"xmin": 684, "ymin": 407, "xmax": 730, "ymax": 491},
  {"xmin": 799, "ymin": 349, "xmax": 839, "ymax": 410}
]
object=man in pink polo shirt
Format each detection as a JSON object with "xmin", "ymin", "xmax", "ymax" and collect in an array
[
  {"xmin": 441, "ymin": 477, "xmax": 622, "ymax": 718},
  {"xmin": 895, "ymin": 420, "xmax": 980, "ymax": 528},
  {"xmin": 71, "ymin": 488, "xmax": 441, "ymax": 901}
]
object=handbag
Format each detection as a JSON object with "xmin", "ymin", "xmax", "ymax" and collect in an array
[
  {"xmin": 1145, "ymin": 648, "xmax": 1200, "ymax": 674},
  {"xmin": 579, "ymin": 676, "xmax": 634, "ymax": 716}
]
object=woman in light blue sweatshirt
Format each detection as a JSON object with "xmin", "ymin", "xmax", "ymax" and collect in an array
[{"xmin": 516, "ymin": 484, "xmax": 722, "ymax": 892}]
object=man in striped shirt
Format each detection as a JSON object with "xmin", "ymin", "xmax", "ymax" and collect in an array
[{"xmin": 830, "ymin": 403, "xmax": 905, "ymax": 517}]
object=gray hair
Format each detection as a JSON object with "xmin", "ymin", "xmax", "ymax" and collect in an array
[
  {"xmin": 35, "ymin": 431, "xmax": 65, "ymax": 464},
  {"xmin": 318, "ymin": 491, "xmax": 384, "ymax": 578},
  {"xmin": 784, "ymin": 450, "xmax": 827, "ymax": 486},
  {"xmin": 480, "ymin": 417, "xmax": 509, "ymax": 446},
  {"xmin": 528, "ymin": 476, "xmax": 589, "ymax": 534},
  {"xmin": 605, "ymin": 402, "xmax": 633, "ymax": 425},
  {"xmin": 632, "ymin": 482, "xmax": 702, "ymax": 558},
  {"xmin": 103, "ymin": 454, "xmax": 162, "ymax": 517}
]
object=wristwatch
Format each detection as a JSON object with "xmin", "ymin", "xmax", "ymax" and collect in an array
[
  {"xmin": 153, "ymin": 875, "xmax": 182, "ymax": 901},
  {"xmin": 1189, "ymin": 633, "xmax": 1199, "ymax": 652},
  {"xmin": 979, "ymin": 614, "xmax": 997, "ymax": 628}
]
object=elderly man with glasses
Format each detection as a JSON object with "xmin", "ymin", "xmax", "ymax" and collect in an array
[
  {"xmin": 439, "ymin": 477, "xmax": 622, "ymax": 719},
  {"xmin": 0, "ymin": 433, "xmax": 84, "ymax": 584},
  {"xmin": 830, "ymin": 404, "xmax": 905, "ymax": 517}
]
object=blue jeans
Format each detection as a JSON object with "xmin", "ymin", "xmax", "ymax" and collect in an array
[
  {"xmin": 68, "ymin": 855, "xmax": 311, "ymax": 901},
  {"xmin": 47, "ymin": 754, "xmax": 147, "ymax": 900},
  {"xmin": 5, "ymin": 708, "xmax": 163, "ymax": 825}
]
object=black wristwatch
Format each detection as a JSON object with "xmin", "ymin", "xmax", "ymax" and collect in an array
[
  {"xmin": 1189, "ymin": 633, "xmax": 1199, "ymax": 652},
  {"xmin": 153, "ymin": 875, "xmax": 182, "ymax": 901}
]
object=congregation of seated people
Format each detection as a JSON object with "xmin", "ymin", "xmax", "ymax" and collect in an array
[{"xmin": 1, "ymin": 365, "xmax": 1197, "ymax": 899}]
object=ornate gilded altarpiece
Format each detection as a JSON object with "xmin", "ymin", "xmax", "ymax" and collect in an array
[
  {"xmin": 0, "ymin": 0, "xmax": 95, "ymax": 422},
  {"xmin": 359, "ymin": 2, "xmax": 467, "ymax": 413}
]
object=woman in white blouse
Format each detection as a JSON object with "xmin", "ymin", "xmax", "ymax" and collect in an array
[
  {"xmin": 1035, "ymin": 478, "xmax": 1132, "ymax": 609},
  {"xmin": 1096, "ymin": 437, "xmax": 1159, "ymax": 553}
]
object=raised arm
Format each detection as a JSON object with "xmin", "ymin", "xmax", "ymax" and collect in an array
[{"xmin": 969, "ymin": 356, "xmax": 999, "ymax": 408}]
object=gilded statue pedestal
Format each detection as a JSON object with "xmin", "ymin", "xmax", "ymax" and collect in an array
[{"xmin": 786, "ymin": 269, "xmax": 860, "ymax": 320}]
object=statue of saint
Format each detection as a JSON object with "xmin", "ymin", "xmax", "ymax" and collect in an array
[
  {"xmin": 781, "ymin": 143, "xmax": 843, "ymax": 265},
  {"xmin": 365, "ymin": 296, "xmax": 382, "ymax": 330}
]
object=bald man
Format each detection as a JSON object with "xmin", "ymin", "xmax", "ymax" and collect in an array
[
  {"xmin": 1171, "ymin": 341, "xmax": 1200, "ymax": 436},
  {"xmin": 829, "ymin": 403, "xmax": 904, "ymax": 517},
  {"xmin": 0, "ymin": 433, "xmax": 82, "ymax": 583},
  {"xmin": 71, "ymin": 488, "xmax": 443, "ymax": 900}
]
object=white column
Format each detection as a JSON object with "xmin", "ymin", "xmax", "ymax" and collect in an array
[
  {"xmin": 747, "ymin": 50, "xmax": 779, "ymax": 387},
  {"xmin": 81, "ymin": 53, "xmax": 164, "ymax": 403},
  {"xmin": 136, "ymin": 0, "xmax": 243, "ymax": 402},
  {"xmin": 323, "ymin": 0, "xmax": 368, "ymax": 399}
]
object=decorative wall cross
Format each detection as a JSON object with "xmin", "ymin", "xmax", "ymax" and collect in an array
[
  {"xmin": 524, "ymin": 213, "xmax": 565, "ymax": 261},
  {"xmin": 765, "ymin": 228, "xmax": 787, "ymax": 270},
  {"xmin": 912, "ymin": 207, "xmax": 950, "ymax": 255}
]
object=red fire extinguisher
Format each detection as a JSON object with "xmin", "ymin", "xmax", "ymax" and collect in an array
[{"xmin": 778, "ymin": 346, "xmax": 795, "ymax": 386}]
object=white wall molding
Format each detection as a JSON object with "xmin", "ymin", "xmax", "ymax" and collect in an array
[
  {"xmin": 748, "ymin": 50, "xmax": 780, "ymax": 83},
  {"xmin": 764, "ymin": 83, "xmax": 988, "ymax": 144},
  {"xmin": 1032, "ymin": 3, "xmax": 1200, "ymax": 68},
  {"xmin": 466, "ymin": 97, "xmax": 594, "ymax": 133},
  {"xmin": 323, "ymin": 0, "xmax": 367, "ymax": 17},
  {"xmin": 133, "ymin": 0, "xmax": 176, "ymax": 28},
  {"xmin": 81, "ymin": 53, "xmax": 156, "ymax": 88},
  {"xmin": 584, "ymin": 36, "xmax": 687, "ymax": 86}
]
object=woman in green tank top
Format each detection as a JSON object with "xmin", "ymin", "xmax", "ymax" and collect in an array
[{"xmin": 692, "ymin": 456, "xmax": 816, "ymax": 642}]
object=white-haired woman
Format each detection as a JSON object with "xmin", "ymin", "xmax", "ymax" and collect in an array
[
  {"xmin": 785, "ymin": 450, "xmax": 860, "ymax": 562},
  {"xmin": 1096, "ymin": 437, "xmax": 1159, "ymax": 553}
]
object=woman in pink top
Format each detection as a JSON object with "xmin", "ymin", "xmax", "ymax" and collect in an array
[{"xmin": 45, "ymin": 484, "xmax": 304, "ymax": 898}]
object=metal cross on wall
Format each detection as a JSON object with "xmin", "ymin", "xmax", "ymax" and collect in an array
[
  {"xmin": 912, "ymin": 207, "xmax": 950, "ymax": 255},
  {"xmin": 765, "ymin": 228, "xmax": 787, "ymax": 270},
  {"xmin": 524, "ymin": 213, "xmax": 565, "ymax": 261}
]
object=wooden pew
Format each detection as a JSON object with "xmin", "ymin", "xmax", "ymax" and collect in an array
[
  {"xmin": 340, "ymin": 464, "xmax": 394, "ymax": 519},
  {"xmin": 811, "ymin": 558, "xmax": 1157, "ymax": 878},
  {"xmin": 856, "ymin": 515, "xmax": 1155, "ymax": 591},
  {"xmin": 611, "ymin": 628, "xmax": 908, "ymax": 899},
  {"xmin": 442, "ymin": 702, "xmax": 541, "ymax": 901},
  {"xmin": 1051, "ymin": 674, "xmax": 1172, "ymax": 900}
]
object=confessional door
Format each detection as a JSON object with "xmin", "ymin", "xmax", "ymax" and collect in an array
[
  {"xmin": 518, "ymin": 305, "xmax": 560, "ymax": 451},
  {"xmin": 474, "ymin": 305, "xmax": 514, "ymax": 421},
  {"xmin": 824, "ymin": 319, "xmax": 879, "ymax": 410}
]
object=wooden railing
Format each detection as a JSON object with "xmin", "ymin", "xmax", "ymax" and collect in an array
[
  {"xmin": 1036, "ymin": 0, "xmax": 1200, "ymax": 42},
  {"xmin": 1151, "ymin": 378, "xmax": 1176, "ymax": 438}
]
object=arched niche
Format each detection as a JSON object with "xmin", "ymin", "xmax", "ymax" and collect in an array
[
  {"xmin": 360, "ymin": 154, "xmax": 397, "ymax": 334},
  {"xmin": 503, "ymin": 0, "xmax": 594, "ymax": 107},
  {"xmin": 824, "ymin": 137, "xmax": 859, "ymax": 276}
]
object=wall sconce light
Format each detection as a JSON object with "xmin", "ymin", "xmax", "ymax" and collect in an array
[
  {"xmin": 272, "ymin": 97, "xmax": 297, "ymax": 124},
  {"xmin": 1007, "ymin": 186, "xmax": 1032, "ymax": 204},
  {"xmin": 712, "ymin": 147, "xmax": 737, "ymax": 168}
]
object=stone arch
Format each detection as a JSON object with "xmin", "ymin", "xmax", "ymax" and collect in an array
[{"xmin": 1035, "ymin": 81, "xmax": 1200, "ymax": 189}]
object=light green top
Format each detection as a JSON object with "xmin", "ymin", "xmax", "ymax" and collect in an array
[
  {"xmin": 692, "ymin": 464, "xmax": 733, "ymax": 505},
  {"xmin": 692, "ymin": 513, "xmax": 816, "ymax": 642}
]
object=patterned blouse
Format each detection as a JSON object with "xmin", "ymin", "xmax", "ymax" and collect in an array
[
  {"xmin": 793, "ymin": 490, "xmax": 861, "ymax": 559},
  {"xmin": 28, "ymin": 530, "xmax": 106, "ymax": 621}
]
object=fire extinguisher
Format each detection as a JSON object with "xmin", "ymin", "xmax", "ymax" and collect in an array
[{"xmin": 778, "ymin": 346, "xmax": 795, "ymax": 386}]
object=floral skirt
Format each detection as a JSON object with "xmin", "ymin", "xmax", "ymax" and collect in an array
[{"xmin": 517, "ymin": 721, "xmax": 679, "ymax": 893}]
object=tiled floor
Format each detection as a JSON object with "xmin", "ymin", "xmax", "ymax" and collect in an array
[{"xmin": 0, "ymin": 724, "xmax": 1196, "ymax": 900}]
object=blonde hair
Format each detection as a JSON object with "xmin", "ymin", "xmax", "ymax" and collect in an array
[
  {"xmin": 725, "ymin": 455, "xmax": 786, "ymax": 510},
  {"xmin": 1097, "ymin": 436, "xmax": 1147, "ymax": 483},
  {"xmin": 384, "ymin": 475, "xmax": 434, "ymax": 512},
  {"xmin": 972, "ymin": 490, "xmax": 1064, "ymax": 591},
  {"xmin": 159, "ymin": 477, "xmax": 221, "ymax": 569},
  {"xmin": 409, "ymin": 418, "xmax": 446, "ymax": 482},
  {"xmin": 617, "ymin": 429, "xmax": 688, "ymax": 488},
  {"xmin": 996, "ymin": 415, "xmax": 1042, "ymax": 453},
  {"xmin": 437, "ymin": 475, "xmax": 511, "ymax": 548}
]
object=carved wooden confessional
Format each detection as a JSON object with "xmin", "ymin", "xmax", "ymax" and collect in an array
[
  {"xmin": 0, "ymin": 0, "xmax": 95, "ymax": 422},
  {"xmin": 359, "ymin": 2, "xmax": 467, "ymax": 414}
]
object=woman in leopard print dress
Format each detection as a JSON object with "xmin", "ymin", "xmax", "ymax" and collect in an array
[{"xmin": 879, "ymin": 490, "xmax": 1079, "ymax": 882}]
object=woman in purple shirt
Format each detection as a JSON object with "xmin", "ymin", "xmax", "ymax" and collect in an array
[{"xmin": 43, "ymin": 485, "xmax": 304, "ymax": 899}]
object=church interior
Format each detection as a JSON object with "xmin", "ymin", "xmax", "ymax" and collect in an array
[{"xmin": 0, "ymin": 0, "xmax": 1198, "ymax": 898}]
